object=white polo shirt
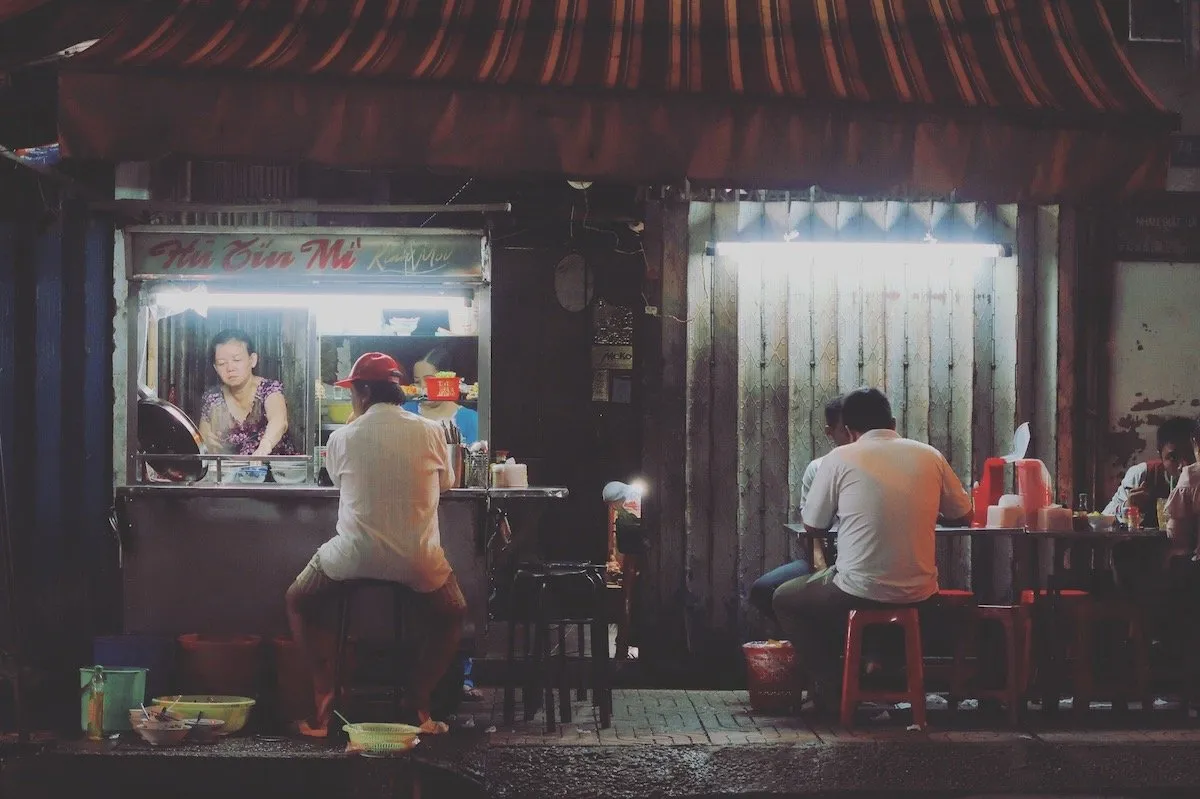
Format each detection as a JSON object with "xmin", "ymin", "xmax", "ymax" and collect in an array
[
  {"xmin": 317, "ymin": 403, "xmax": 455, "ymax": 592},
  {"xmin": 802, "ymin": 429, "xmax": 972, "ymax": 603}
]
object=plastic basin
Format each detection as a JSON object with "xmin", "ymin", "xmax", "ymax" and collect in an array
[{"xmin": 151, "ymin": 695, "xmax": 256, "ymax": 735}]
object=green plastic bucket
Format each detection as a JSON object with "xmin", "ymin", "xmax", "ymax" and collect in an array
[{"xmin": 79, "ymin": 667, "xmax": 148, "ymax": 732}]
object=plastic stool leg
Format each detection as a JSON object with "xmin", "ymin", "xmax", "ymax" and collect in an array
[
  {"xmin": 576, "ymin": 622, "xmax": 588, "ymax": 701},
  {"xmin": 331, "ymin": 589, "xmax": 352, "ymax": 730},
  {"xmin": 1128, "ymin": 614, "xmax": 1153, "ymax": 713},
  {"xmin": 523, "ymin": 620, "xmax": 538, "ymax": 721},
  {"xmin": 949, "ymin": 611, "xmax": 978, "ymax": 711},
  {"xmin": 392, "ymin": 586, "xmax": 406, "ymax": 719},
  {"xmin": 841, "ymin": 611, "xmax": 865, "ymax": 728},
  {"xmin": 503, "ymin": 616, "xmax": 518, "ymax": 725},
  {"xmin": 537, "ymin": 582, "xmax": 556, "ymax": 733},
  {"xmin": 1073, "ymin": 605, "xmax": 1094, "ymax": 717},
  {"xmin": 1001, "ymin": 613, "xmax": 1020, "ymax": 726},
  {"xmin": 903, "ymin": 613, "xmax": 927, "ymax": 730},
  {"xmin": 558, "ymin": 623, "xmax": 571, "ymax": 723}
]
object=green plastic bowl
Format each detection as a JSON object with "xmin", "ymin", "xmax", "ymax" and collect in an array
[
  {"xmin": 343, "ymin": 723, "xmax": 420, "ymax": 754},
  {"xmin": 151, "ymin": 695, "xmax": 255, "ymax": 735}
]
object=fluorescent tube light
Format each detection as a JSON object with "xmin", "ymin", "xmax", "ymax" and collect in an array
[{"xmin": 713, "ymin": 241, "xmax": 1006, "ymax": 259}]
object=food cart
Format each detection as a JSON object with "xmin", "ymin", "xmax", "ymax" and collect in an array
[{"xmin": 111, "ymin": 224, "xmax": 566, "ymax": 644}]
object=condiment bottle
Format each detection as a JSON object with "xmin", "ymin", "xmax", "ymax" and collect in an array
[{"xmin": 85, "ymin": 665, "xmax": 106, "ymax": 741}]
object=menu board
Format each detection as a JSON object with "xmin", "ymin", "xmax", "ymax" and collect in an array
[
  {"xmin": 1115, "ymin": 205, "xmax": 1200, "ymax": 262},
  {"xmin": 128, "ymin": 228, "xmax": 485, "ymax": 280}
]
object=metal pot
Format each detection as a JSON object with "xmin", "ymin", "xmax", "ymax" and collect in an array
[{"xmin": 137, "ymin": 386, "xmax": 208, "ymax": 483}]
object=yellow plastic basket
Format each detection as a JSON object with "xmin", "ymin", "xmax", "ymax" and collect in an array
[{"xmin": 342, "ymin": 723, "xmax": 421, "ymax": 754}]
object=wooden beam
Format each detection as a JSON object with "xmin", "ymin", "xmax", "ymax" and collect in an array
[
  {"xmin": 659, "ymin": 201, "xmax": 689, "ymax": 626},
  {"xmin": 1057, "ymin": 206, "xmax": 1080, "ymax": 506},
  {"xmin": 684, "ymin": 201, "xmax": 715, "ymax": 653}
]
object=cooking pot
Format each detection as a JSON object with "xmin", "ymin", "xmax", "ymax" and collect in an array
[{"xmin": 137, "ymin": 386, "xmax": 208, "ymax": 482}]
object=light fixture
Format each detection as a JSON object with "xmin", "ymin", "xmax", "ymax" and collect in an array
[{"xmin": 712, "ymin": 240, "xmax": 1007, "ymax": 259}]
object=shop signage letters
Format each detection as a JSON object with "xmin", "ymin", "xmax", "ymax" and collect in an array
[{"xmin": 130, "ymin": 231, "xmax": 483, "ymax": 278}]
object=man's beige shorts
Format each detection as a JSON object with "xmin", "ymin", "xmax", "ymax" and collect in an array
[{"xmin": 289, "ymin": 551, "xmax": 466, "ymax": 617}]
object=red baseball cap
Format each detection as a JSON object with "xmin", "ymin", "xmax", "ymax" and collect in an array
[{"xmin": 334, "ymin": 352, "xmax": 404, "ymax": 388}]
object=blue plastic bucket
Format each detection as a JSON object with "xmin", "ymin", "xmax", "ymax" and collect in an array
[
  {"xmin": 93, "ymin": 635, "xmax": 176, "ymax": 700},
  {"xmin": 79, "ymin": 667, "xmax": 148, "ymax": 732}
]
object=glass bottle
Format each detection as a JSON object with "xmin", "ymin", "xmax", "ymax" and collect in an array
[{"xmin": 85, "ymin": 666, "xmax": 106, "ymax": 741}]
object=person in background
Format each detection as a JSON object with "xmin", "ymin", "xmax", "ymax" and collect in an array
[
  {"xmin": 604, "ymin": 481, "xmax": 646, "ymax": 660},
  {"xmin": 773, "ymin": 387, "xmax": 972, "ymax": 713},
  {"xmin": 1103, "ymin": 416, "xmax": 1196, "ymax": 527},
  {"xmin": 285, "ymin": 353, "xmax": 463, "ymax": 737},
  {"xmin": 749, "ymin": 396, "xmax": 849, "ymax": 624},
  {"xmin": 198, "ymin": 329, "xmax": 294, "ymax": 457},
  {"xmin": 404, "ymin": 344, "xmax": 480, "ymax": 444}
]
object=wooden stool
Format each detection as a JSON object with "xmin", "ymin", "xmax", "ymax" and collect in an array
[
  {"xmin": 330, "ymin": 579, "xmax": 411, "ymax": 727},
  {"xmin": 841, "ymin": 607, "xmax": 926, "ymax": 729},
  {"xmin": 949, "ymin": 604, "xmax": 1031, "ymax": 725},
  {"xmin": 1072, "ymin": 598, "xmax": 1152, "ymax": 715}
]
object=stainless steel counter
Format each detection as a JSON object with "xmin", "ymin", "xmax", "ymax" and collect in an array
[
  {"xmin": 112, "ymin": 483, "xmax": 568, "ymax": 641},
  {"xmin": 117, "ymin": 484, "xmax": 569, "ymax": 500}
]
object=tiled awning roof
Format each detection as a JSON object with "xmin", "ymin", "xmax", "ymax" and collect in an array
[{"xmin": 57, "ymin": 0, "xmax": 1178, "ymax": 199}]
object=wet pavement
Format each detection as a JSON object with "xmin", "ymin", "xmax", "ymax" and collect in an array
[{"xmin": 7, "ymin": 689, "xmax": 1200, "ymax": 798}]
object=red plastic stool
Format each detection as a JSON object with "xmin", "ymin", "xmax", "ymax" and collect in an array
[
  {"xmin": 1020, "ymin": 589, "xmax": 1089, "ymax": 604},
  {"xmin": 931, "ymin": 590, "xmax": 975, "ymax": 692},
  {"xmin": 949, "ymin": 604, "xmax": 1031, "ymax": 725},
  {"xmin": 841, "ymin": 607, "xmax": 926, "ymax": 729},
  {"xmin": 1019, "ymin": 589, "xmax": 1089, "ymax": 709}
]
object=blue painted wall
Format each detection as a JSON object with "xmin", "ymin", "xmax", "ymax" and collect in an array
[{"xmin": 0, "ymin": 171, "xmax": 115, "ymax": 727}]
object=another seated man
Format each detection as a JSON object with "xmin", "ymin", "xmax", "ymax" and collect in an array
[
  {"xmin": 285, "ymin": 353, "xmax": 464, "ymax": 737},
  {"xmin": 1104, "ymin": 416, "xmax": 1196, "ymax": 596},
  {"xmin": 749, "ymin": 396, "xmax": 849, "ymax": 624},
  {"xmin": 1104, "ymin": 416, "xmax": 1196, "ymax": 527},
  {"xmin": 1148, "ymin": 419, "xmax": 1200, "ymax": 655},
  {"xmin": 772, "ymin": 387, "xmax": 972, "ymax": 712}
]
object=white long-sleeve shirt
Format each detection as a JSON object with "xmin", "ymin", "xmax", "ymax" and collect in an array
[{"xmin": 1103, "ymin": 462, "xmax": 1149, "ymax": 520}]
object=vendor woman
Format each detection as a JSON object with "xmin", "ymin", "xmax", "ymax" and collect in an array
[
  {"xmin": 198, "ymin": 329, "xmax": 295, "ymax": 456},
  {"xmin": 403, "ymin": 345, "xmax": 479, "ymax": 444}
]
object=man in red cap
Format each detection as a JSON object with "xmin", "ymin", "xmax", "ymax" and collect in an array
[{"xmin": 285, "ymin": 352, "xmax": 464, "ymax": 737}]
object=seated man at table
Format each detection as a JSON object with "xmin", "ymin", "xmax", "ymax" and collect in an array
[
  {"xmin": 1150, "ymin": 421, "xmax": 1200, "ymax": 651},
  {"xmin": 285, "ymin": 352, "xmax": 463, "ymax": 737},
  {"xmin": 749, "ymin": 395, "xmax": 850, "ymax": 625},
  {"xmin": 1104, "ymin": 416, "xmax": 1196, "ymax": 527},
  {"xmin": 772, "ymin": 387, "xmax": 973, "ymax": 711},
  {"xmin": 1104, "ymin": 416, "xmax": 1196, "ymax": 595}
]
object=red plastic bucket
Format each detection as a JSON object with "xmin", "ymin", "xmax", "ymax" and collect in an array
[
  {"xmin": 271, "ymin": 636, "xmax": 357, "ymax": 724},
  {"xmin": 742, "ymin": 640, "xmax": 800, "ymax": 713},
  {"xmin": 178, "ymin": 634, "xmax": 263, "ymax": 697},
  {"xmin": 425, "ymin": 376, "xmax": 460, "ymax": 401}
]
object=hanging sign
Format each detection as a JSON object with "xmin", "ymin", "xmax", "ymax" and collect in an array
[
  {"xmin": 128, "ymin": 228, "xmax": 485, "ymax": 279},
  {"xmin": 591, "ymin": 345, "xmax": 634, "ymax": 371}
]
